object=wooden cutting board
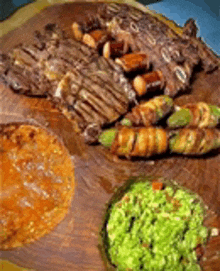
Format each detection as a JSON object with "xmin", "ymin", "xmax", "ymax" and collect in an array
[{"xmin": 0, "ymin": 1, "xmax": 220, "ymax": 270}]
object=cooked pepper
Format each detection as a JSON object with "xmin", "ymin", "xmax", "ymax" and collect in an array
[
  {"xmin": 169, "ymin": 128, "xmax": 220, "ymax": 155},
  {"xmin": 99, "ymin": 126, "xmax": 168, "ymax": 157},
  {"xmin": 167, "ymin": 102, "xmax": 220, "ymax": 128},
  {"xmin": 123, "ymin": 95, "xmax": 174, "ymax": 127}
]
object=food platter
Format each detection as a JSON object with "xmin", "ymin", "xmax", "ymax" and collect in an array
[{"xmin": 0, "ymin": 1, "xmax": 220, "ymax": 270}]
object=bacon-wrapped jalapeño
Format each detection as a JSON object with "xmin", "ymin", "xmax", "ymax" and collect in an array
[
  {"xmin": 169, "ymin": 128, "xmax": 220, "ymax": 155},
  {"xmin": 167, "ymin": 102, "xmax": 220, "ymax": 128},
  {"xmin": 99, "ymin": 126, "xmax": 168, "ymax": 157},
  {"xmin": 122, "ymin": 95, "xmax": 174, "ymax": 127}
]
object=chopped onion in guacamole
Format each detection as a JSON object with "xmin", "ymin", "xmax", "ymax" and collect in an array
[{"xmin": 106, "ymin": 181, "xmax": 208, "ymax": 270}]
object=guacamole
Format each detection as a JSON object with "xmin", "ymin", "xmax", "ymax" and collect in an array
[{"xmin": 105, "ymin": 181, "xmax": 208, "ymax": 270}]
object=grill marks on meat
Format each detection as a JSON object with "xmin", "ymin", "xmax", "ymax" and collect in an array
[
  {"xmin": 49, "ymin": 42, "xmax": 134, "ymax": 136},
  {"xmin": 57, "ymin": 69, "xmax": 128, "ymax": 127},
  {"xmin": 0, "ymin": 24, "xmax": 134, "ymax": 143},
  {"xmin": 0, "ymin": 46, "xmax": 50, "ymax": 96},
  {"xmin": 1, "ymin": 4, "xmax": 219, "ymax": 143},
  {"xmin": 97, "ymin": 3, "xmax": 218, "ymax": 96}
]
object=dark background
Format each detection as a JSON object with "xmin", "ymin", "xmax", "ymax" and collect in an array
[{"xmin": 0, "ymin": 0, "xmax": 219, "ymax": 54}]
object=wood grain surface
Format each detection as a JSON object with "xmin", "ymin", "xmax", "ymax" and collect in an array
[{"xmin": 0, "ymin": 2, "xmax": 220, "ymax": 270}]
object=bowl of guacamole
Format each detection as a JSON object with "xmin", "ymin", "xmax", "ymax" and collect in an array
[{"xmin": 100, "ymin": 177, "xmax": 209, "ymax": 271}]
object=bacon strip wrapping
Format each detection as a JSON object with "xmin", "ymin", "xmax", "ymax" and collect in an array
[
  {"xmin": 99, "ymin": 127, "xmax": 168, "ymax": 157},
  {"xmin": 168, "ymin": 102, "xmax": 220, "ymax": 128},
  {"xmin": 124, "ymin": 95, "xmax": 174, "ymax": 127},
  {"xmin": 169, "ymin": 128, "xmax": 220, "ymax": 155}
]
